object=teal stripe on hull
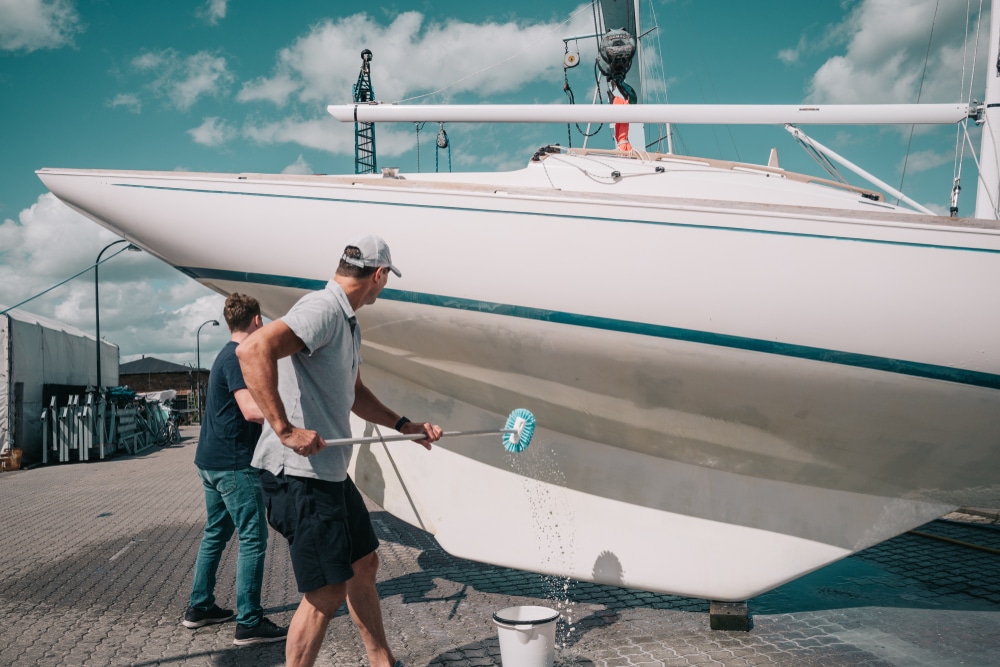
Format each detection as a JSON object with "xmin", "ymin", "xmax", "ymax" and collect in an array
[{"xmin": 181, "ymin": 266, "xmax": 1000, "ymax": 390}]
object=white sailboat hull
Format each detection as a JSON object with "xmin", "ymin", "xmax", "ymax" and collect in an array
[{"xmin": 37, "ymin": 153, "xmax": 1000, "ymax": 600}]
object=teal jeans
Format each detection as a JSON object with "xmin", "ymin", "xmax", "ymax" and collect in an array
[{"xmin": 189, "ymin": 467, "xmax": 268, "ymax": 627}]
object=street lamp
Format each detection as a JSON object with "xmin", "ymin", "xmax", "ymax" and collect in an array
[
  {"xmin": 95, "ymin": 240, "xmax": 141, "ymax": 396},
  {"xmin": 196, "ymin": 319, "xmax": 220, "ymax": 422}
]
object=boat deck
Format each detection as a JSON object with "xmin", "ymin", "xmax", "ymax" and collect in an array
[
  {"xmin": 0, "ymin": 426, "xmax": 996, "ymax": 666},
  {"xmin": 37, "ymin": 164, "xmax": 1000, "ymax": 231}
]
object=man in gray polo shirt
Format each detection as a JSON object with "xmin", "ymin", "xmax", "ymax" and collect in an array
[{"xmin": 238, "ymin": 235, "xmax": 442, "ymax": 667}]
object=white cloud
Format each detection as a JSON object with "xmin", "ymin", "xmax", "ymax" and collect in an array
[
  {"xmin": 132, "ymin": 51, "xmax": 167, "ymax": 70},
  {"xmin": 777, "ymin": 35, "xmax": 809, "ymax": 65},
  {"xmin": 172, "ymin": 52, "xmax": 233, "ymax": 109},
  {"xmin": 0, "ymin": 0, "xmax": 83, "ymax": 52},
  {"xmin": 241, "ymin": 114, "xmax": 422, "ymax": 158},
  {"xmin": 831, "ymin": 130, "xmax": 862, "ymax": 148},
  {"xmin": 188, "ymin": 116, "xmax": 236, "ymax": 146},
  {"xmin": 899, "ymin": 148, "xmax": 952, "ymax": 174},
  {"xmin": 229, "ymin": 7, "xmax": 594, "ymax": 160},
  {"xmin": 0, "ymin": 193, "xmax": 229, "ymax": 367},
  {"xmin": 242, "ymin": 116, "xmax": 350, "ymax": 153},
  {"xmin": 281, "ymin": 155, "xmax": 313, "ymax": 174},
  {"xmin": 107, "ymin": 93, "xmax": 142, "ymax": 113},
  {"xmin": 1, "ymin": 193, "xmax": 112, "ymax": 282},
  {"xmin": 195, "ymin": 0, "xmax": 227, "ymax": 26},
  {"xmin": 237, "ymin": 9, "xmax": 593, "ymax": 108},
  {"xmin": 237, "ymin": 73, "xmax": 299, "ymax": 106},
  {"xmin": 131, "ymin": 48, "xmax": 234, "ymax": 111},
  {"xmin": 806, "ymin": 0, "xmax": 985, "ymax": 104}
]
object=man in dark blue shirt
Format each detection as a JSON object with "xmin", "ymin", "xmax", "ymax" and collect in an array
[{"xmin": 183, "ymin": 293, "xmax": 287, "ymax": 646}]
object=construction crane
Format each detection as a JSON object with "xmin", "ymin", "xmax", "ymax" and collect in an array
[{"xmin": 353, "ymin": 49, "xmax": 376, "ymax": 174}]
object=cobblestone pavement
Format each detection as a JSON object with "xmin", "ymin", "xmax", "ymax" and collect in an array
[{"xmin": 0, "ymin": 427, "xmax": 997, "ymax": 666}]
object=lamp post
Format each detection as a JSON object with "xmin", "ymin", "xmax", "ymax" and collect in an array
[
  {"xmin": 196, "ymin": 319, "xmax": 220, "ymax": 422},
  {"xmin": 94, "ymin": 240, "xmax": 141, "ymax": 396}
]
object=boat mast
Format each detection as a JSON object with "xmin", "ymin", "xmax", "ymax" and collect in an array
[
  {"xmin": 599, "ymin": 0, "xmax": 644, "ymax": 150},
  {"xmin": 598, "ymin": 0, "xmax": 641, "ymax": 104},
  {"xmin": 975, "ymin": 5, "xmax": 1000, "ymax": 219}
]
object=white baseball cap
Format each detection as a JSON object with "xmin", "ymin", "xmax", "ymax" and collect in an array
[{"xmin": 342, "ymin": 234, "xmax": 401, "ymax": 277}]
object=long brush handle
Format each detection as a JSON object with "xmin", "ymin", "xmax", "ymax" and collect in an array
[{"xmin": 325, "ymin": 428, "xmax": 516, "ymax": 447}]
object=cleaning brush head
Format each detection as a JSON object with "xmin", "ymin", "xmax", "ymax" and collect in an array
[{"xmin": 503, "ymin": 408, "xmax": 536, "ymax": 452}]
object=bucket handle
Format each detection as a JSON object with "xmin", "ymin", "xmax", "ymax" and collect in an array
[
  {"xmin": 492, "ymin": 608, "xmax": 560, "ymax": 629},
  {"xmin": 494, "ymin": 621, "xmax": 538, "ymax": 631}
]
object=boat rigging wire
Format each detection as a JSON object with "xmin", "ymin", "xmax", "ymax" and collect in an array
[
  {"xmin": 564, "ymin": 59, "xmax": 607, "ymax": 145},
  {"xmin": 954, "ymin": 0, "xmax": 1000, "ymax": 219},
  {"xmin": 562, "ymin": 4, "xmax": 608, "ymax": 148},
  {"xmin": 963, "ymin": 0, "xmax": 986, "ymax": 107},
  {"xmin": 414, "ymin": 122, "xmax": 426, "ymax": 172},
  {"xmin": 542, "ymin": 151, "xmax": 659, "ymax": 184},
  {"xmin": 561, "ymin": 55, "xmax": 603, "ymax": 146},
  {"xmin": 788, "ymin": 127, "xmax": 849, "ymax": 184},
  {"xmin": 786, "ymin": 125, "xmax": 935, "ymax": 214},
  {"xmin": 0, "ymin": 245, "xmax": 135, "ymax": 316},
  {"xmin": 675, "ymin": 0, "xmax": 739, "ymax": 163},
  {"xmin": 960, "ymin": 121, "xmax": 997, "ymax": 215},
  {"xmin": 950, "ymin": 0, "xmax": 984, "ymax": 215},
  {"xmin": 967, "ymin": 116, "xmax": 1000, "ymax": 217},
  {"xmin": 638, "ymin": 0, "xmax": 671, "ymax": 153},
  {"xmin": 952, "ymin": 0, "xmax": 973, "ymax": 213},
  {"xmin": 897, "ymin": 0, "xmax": 941, "ymax": 203}
]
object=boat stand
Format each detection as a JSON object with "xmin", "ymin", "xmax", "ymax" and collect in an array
[{"xmin": 709, "ymin": 601, "xmax": 753, "ymax": 631}]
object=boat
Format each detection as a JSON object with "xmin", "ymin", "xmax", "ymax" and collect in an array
[{"xmin": 35, "ymin": 1, "xmax": 1000, "ymax": 602}]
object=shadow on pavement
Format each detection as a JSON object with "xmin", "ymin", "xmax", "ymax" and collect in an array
[
  {"xmin": 372, "ymin": 509, "xmax": 1000, "ymax": 634},
  {"xmin": 754, "ymin": 519, "xmax": 1000, "ymax": 614},
  {"xmin": 423, "ymin": 634, "xmax": 598, "ymax": 667},
  {"xmin": 130, "ymin": 644, "xmax": 285, "ymax": 666}
]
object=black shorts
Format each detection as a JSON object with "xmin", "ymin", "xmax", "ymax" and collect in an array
[{"xmin": 259, "ymin": 469, "xmax": 380, "ymax": 593}]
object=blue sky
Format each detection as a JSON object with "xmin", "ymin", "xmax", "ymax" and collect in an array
[{"xmin": 0, "ymin": 0, "xmax": 991, "ymax": 370}]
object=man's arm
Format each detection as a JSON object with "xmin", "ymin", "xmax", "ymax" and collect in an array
[
  {"xmin": 236, "ymin": 320, "xmax": 326, "ymax": 457},
  {"xmin": 351, "ymin": 370, "xmax": 443, "ymax": 450},
  {"xmin": 233, "ymin": 388, "xmax": 264, "ymax": 424}
]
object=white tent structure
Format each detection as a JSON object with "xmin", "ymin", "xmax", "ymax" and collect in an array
[{"xmin": 0, "ymin": 306, "xmax": 118, "ymax": 464}]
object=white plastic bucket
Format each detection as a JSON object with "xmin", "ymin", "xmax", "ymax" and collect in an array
[{"xmin": 492, "ymin": 605, "xmax": 560, "ymax": 667}]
